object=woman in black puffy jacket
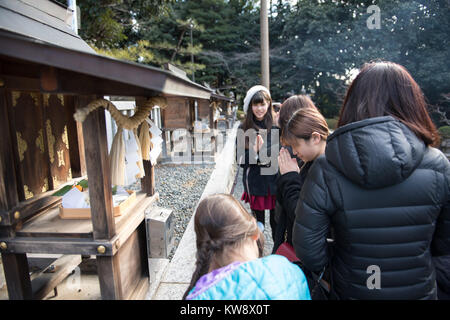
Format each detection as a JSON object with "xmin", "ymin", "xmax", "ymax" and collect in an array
[
  {"xmin": 272, "ymin": 95, "xmax": 321, "ymax": 253},
  {"xmin": 292, "ymin": 61, "xmax": 450, "ymax": 299}
]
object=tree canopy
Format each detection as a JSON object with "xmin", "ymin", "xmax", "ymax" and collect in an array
[{"xmin": 76, "ymin": 0, "xmax": 450, "ymax": 125}]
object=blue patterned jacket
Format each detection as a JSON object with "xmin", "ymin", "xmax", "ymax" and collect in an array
[{"xmin": 186, "ymin": 255, "xmax": 311, "ymax": 300}]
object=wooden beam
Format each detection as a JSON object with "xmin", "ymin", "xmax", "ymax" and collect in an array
[
  {"xmin": 1, "ymin": 253, "xmax": 32, "ymax": 299},
  {"xmin": 0, "ymin": 87, "xmax": 33, "ymax": 300},
  {"xmin": 0, "ymin": 193, "xmax": 60, "ymax": 226},
  {"xmin": 40, "ymin": 67, "xmax": 58, "ymax": 92},
  {"xmin": 0, "ymin": 237, "xmax": 113, "ymax": 256},
  {"xmin": 96, "ymin": 254, "xmax": 123, "ymax": 299},
  {"xmin": 31, "ymin": 254, "xmax": 82, "ymax": 300},
  {"xmin": 82, "ymin": 104, "xmax": 115, "ymax": 240},
  {"xmin": 0, "ymin": 35, "xmax": 212, "ymax": 99},
  {"xmin": 13, "ymin": 192, "xmax": 156, "ymax": 240},
  {"xmin": 58, "ymin": 70, "xmax": 154, "ymax": 97},
  {"xmin": 0, "ymin": 86, "xmax": 19, "ymax": 211},
  {"xmin": 0, "ymin": 75, "xmax": 40, "ymax": 92}
]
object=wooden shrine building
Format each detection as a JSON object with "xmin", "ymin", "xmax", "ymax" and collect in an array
[
  {"xmin": 0, "ymin": 0, "xmax": 217, "ymax": 300},
  {"xmin": 159, "ymin": 64, "xmax": 234, "ymax": 163}
]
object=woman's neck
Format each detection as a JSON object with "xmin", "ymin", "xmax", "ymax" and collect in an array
[
  {"xmin": 314, "ymin": 140, "xmax": 327, "ymax": 160},
  {"xmin": 306, "ymin": 140, "xmax": 327, "ymax": 163}
]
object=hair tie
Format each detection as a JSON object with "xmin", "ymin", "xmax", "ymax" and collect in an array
[
  {"xmin": 204, "ymin": 239, "xmax": 223, "ymax": 252},
  {"xmin": 286, "ymin": 108, "xmax": 301, "ymax": 130}
]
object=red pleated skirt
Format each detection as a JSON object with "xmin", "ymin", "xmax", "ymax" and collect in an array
[{"xmin": 241, "ymin": 190, "xmax": 276, "ymax": 211}]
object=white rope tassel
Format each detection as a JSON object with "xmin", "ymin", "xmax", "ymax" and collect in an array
[
  {"xmin": 133, "ymin": 129, "xmax": 145, "ymax": 179},
  {"xmin": 109, "ymin": 127, "xmax": 125, "ymax": 186},
  {"xmin": 73, "ymin": 97, "xmax": 169, "ymax": 185},
  {"xmin": 138, "ymin": 121, "xmax": 151, "ymax": 161}
]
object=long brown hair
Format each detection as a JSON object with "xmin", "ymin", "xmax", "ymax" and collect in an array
[
  {"xmin": 182, "ymin": 194, "xmax": 264, "ymax": 299},
  {"xmin": 279, "ymin": 95, "xmax": 318, "ymax": 138},
  {"xmin": 281, "ymin": 107, "xmax": 329, "ymax": 146},
  {"xmin": 338, "ymin": 61, "xmax": 439, "ymax": 146},
  {"xmin": 242, "ymin": 90, "xmax": 273, "ymax": 131}
]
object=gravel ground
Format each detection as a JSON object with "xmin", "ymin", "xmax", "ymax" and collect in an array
[
  {"xmin": 126, "ymin": 159, "xmax": 273, "ymax": 261},
  {"xmin": 153, "ymin": 163, "xmax": 215, "ymax": 260}
]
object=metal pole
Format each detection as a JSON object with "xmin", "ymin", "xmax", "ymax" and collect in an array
[{"xmin": 260, "ymin": 0, "xmax": 270, "ymax": 89}]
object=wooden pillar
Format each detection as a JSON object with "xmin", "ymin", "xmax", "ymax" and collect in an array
[
  {"xmin": 161, "ymin": 129, "xmax": 168, "ymax": 159},
  {"xmin": 141, "ymin": 160, "xmax": 155, "ymax": 196},
  {"xmin": 81, "ymin": 100, "xmax": 115, "ymax": 240},
  {"xmin": 67, "ymin": 95, "xmax": 86, "ymax": 178},
  {"xmin": 1, "ymin": 253, "xmax": 32, "ymax": 300},
  {"xmin": 0, "ymin": 85, "xmax": 32, "ymax": 299},
  {"xmin": 0, "ymin": 87, "xmax": 19, "ymax": 211},
  {"xmin": 169, "ymin": 130, "xmax": 174, "ymax": 155},
  {"xmin": 96, "ymin": 255, "xmax": 122, "ymax": 300},
  {"xmin": 136, "ymin": 97, "xmax": 155, "ymax": 196},
  {"xmin": 209, "ymin": 101, "xmax": 216, "ymax": 155},
  {"xmin": 81, "ymin": 97, "xmax": 122, "ymax": 299},
  {"xmin": 160, "ymin": 108, "xmax": 168, "ymax": 159}
]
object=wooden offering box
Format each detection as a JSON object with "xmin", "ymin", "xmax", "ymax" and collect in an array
[{"xmin": 59, "ymin": 190, "xmax": 136, "ymax": 219}]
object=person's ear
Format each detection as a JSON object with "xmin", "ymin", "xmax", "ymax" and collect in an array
[{"xmin": 311, "ymin": 132, "xmax": 321, "ymax": 144}]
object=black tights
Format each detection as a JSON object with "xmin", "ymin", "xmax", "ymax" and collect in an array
[{"xmin": 252, "ymin": 209, "xmax": 276, "ymax": 241}]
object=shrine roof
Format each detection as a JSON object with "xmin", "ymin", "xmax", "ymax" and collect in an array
[{"xmin": 0, "ymin": 0, "xmax": 213, "ymax": 100}]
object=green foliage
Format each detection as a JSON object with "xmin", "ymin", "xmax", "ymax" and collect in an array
[
  {"xmin": 78, "ymin": 0, "xmax": 175, "ymax": 49},
  {"xmin": 268, "ymin": 0, "xmax": 450, "ymax": 122},
  {"xmin": 438, "ymin": 126, "xmax": 450, "ymax": 139},
  {"xmin": 76, "ymin": 0, "xmax": 450, "ymax": 125},
  {"xmin": 95, "ymin": 40, "xmax": 155, "ymax": 63},
  {"xmin": 326, "ymin": 118, "xmax": 339, "ymax": 131}
]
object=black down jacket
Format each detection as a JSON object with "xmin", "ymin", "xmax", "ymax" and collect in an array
[{"xmin": 293, "ymin": 116, "xmax": 450, "ymax": 300}]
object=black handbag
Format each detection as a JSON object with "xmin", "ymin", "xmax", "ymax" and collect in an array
[
  {"xmin": 309, "ymin": 266, "xmax": 330, "ymax": 300},
  {"xmin": 293, "ymin": 261, "xmax": 331, "ymax": 300}
]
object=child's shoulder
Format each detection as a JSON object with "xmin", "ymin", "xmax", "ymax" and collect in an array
[
  {"xmin": 241, "ymin": 255, "xmax": 306, "ymax": 283},
  {"xmin": 252, "ymin": 254, "xmax": 299, "ymax": 270},
  {"xmin": 189, "ymin": 256, "xmax": 310, "ymax": 300},
  {"xmin": 237, "ymin": 255, "xmax": 311, "ymax": 299}
]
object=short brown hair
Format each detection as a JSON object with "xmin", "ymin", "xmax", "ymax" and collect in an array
[
  {"xmin": 279, "ymin": 95, "xmax": 318, "ymax": 135},
  {"xmin": 338, "ymin": 61, "xmax": 439, "ymax": 146},
  {"xmin": 282, "ymin": 107, "xmax": 329, "ymax": 146}
]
